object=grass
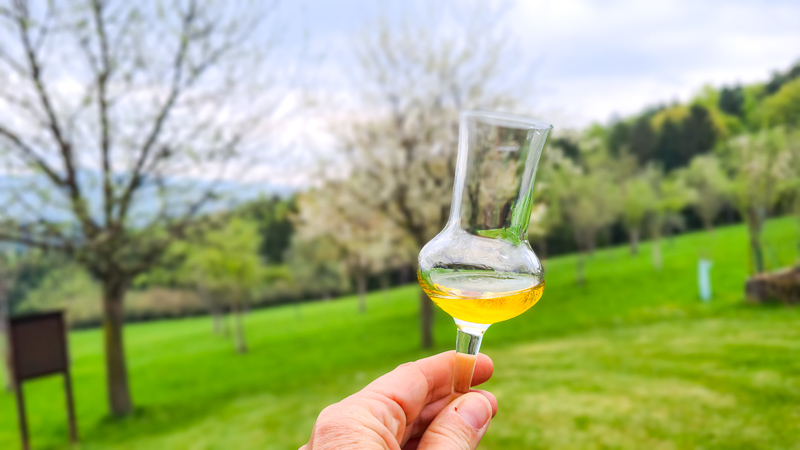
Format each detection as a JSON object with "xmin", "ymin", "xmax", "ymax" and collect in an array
[{"xmin": 0, "ymin": 217, "xmax": 798, "ymax": 449}]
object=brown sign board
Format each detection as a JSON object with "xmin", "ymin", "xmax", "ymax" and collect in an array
[
  {"xmin": 9, "ymin": 311, "xmax": 68, "ymax": 381},
  {"xmin": 5, "ymin": 310, "xmax": 77, "ymax": 450}
]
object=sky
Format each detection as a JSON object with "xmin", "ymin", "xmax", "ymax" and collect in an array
[
  {"xmin": 2, "ymin": 0, "xmax": 799, "ymax": 192},
  {"xmin": 277, "ymin": 0, "xmax": 800, "ymax": 126},
  {"xmin": 245, "ymin": 0, "xmax": 800, "ymax": 188}
]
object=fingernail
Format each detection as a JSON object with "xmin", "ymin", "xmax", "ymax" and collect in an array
[{"xmin": 456, "ymin": 395, "xmax": 491, "ymax": 430}]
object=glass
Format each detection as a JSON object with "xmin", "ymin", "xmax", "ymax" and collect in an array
[{"xmin": 417, "ymin": 110, "xmax": 552, "ymax": 396}]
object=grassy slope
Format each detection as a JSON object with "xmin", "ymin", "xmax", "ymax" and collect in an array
[{"xmin": 0, "ymin": 217, "xmax": 797, "ymax": 449}]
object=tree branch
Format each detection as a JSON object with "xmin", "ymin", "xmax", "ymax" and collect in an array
[
  {"xmin": 0, "ymin": 124, "xmax": 64, "ymax": 185},
  {"xmin": 116, "ymin": 0, "xmax": 197, "ymax": 224},
  {"xmin": 13, "ymin": 0, "xmax": 97, "ymax": 236},
  {"xmin": 91, "ymin": 0, "xmax": 115, "ymax": 226}
]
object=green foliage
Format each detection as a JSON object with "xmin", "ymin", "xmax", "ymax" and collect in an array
[
  {"xmin": 654, "ymin": 105, "xmax": 718, "ymax": 171},
  {"xmin": 549, "ymin": 140, "xmax": 620, "ymax": 252},
  {"xmin": 239, "ymin": 196, "xmax": 296, "ymax": 264},
  {"xmin": 3, "ymin": 250, "xmax": 68, "ymax": 311},
  {"xmin": 679, "ymin": 154, "xmax": 732, "ymax": 229},
  {"xmin": 628, "ymin": 115, "xmax": 658, "ymax": 163},
  {"xmin": 620, "ymin": 170, "xmax": 657, "ymax": 232},
  {"xmin": 722, "ymin": 128, "xmax": 794, "ymax": 273},
  {"xmin": 763, "ymin": 60, "xmax": 800, "ymax": 95},
  {"xmin": 0, "ymin": 217, "xmax": 795, "ymax": 449},
  {"xmin": 179, "ymin": 218, "xmax": 266, "ymax": 298},
  {"xmin": 285, "ymin": 235, "xmax": 346, "ymax": 298},
  {"xmin": 13, "ymin": 263, "xmax": 101, "ymax": 322},
  {"xmin": 758, "ymin": 77, "xmax": 800, "ymax": 129},
  {"xmin": 648, "ymin": 169, "xmax": 697, "ymax": 239},
  {"xmin": 719, "ymin": 85, "xmax": 745, "ymax": 117},
  {"xmin": 723, "ymin": 128, "xmax": 792, "ymax": 218}
]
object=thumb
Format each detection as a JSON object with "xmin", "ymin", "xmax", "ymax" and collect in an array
[{"xmin": 418, "ymin": 392, "xmax": 493, "ymax": 450}]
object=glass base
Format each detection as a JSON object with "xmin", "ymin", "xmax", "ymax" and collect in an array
[{"xmin": 452, "ymin": 319, "xmax": 490, "ymax": 396}]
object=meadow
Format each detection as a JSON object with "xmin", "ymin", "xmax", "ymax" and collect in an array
[{"xmin": 0, "ymin": 217, "xmax": 798, "ymax": 449}]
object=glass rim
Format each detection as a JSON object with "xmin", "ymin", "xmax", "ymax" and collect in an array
[{"xmin": 460, "ymin": 110, "xmax": 553, "ymax": 131}]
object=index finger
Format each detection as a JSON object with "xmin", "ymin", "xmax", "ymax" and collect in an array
[{"xmin": 362, "ymin": 351, "xmax": 494, "ymax": 425}]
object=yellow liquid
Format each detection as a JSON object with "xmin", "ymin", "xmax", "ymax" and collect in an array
[{"xmin": 420, "ymin": 270, "xmax": 544, "ymax": 324}]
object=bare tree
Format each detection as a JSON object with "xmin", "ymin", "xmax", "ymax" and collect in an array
[
  {"xmin": 0, "ymin": 0, "xmax": 277, "ymax": 416},
  {"xmin": 334, "ymin": 2, "xmax": 521, "ymax": 348},
  {"xmin": 294, "ymin": 184, "xmax": 410, "ymax": 314}
]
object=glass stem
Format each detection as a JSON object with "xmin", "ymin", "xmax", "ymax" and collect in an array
[{"xmin": 452, "ymin": 320, "xmax": 489, "ymax": 397}]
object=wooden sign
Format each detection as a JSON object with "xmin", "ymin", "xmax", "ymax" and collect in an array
[{"xmin": 6, "ymin": 311, "xmax": 78, "ymax": 450}]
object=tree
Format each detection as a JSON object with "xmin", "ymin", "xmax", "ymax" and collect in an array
[
  {"xmin": 239, "ymin": 196, "xmax": 296, "ymax": 264},
  {"xmin": 719, "ymin": 85, "xmax": 745, "ymax": 117},
  {"xmin": 333, "ymin": 3, "xmax": 519, "ymax": 347},
  {"xmin": 629, "ymin": 115, "xmax": 657, "ymax": 163},
  {"xmin": 0, "ymin": 1, "xmax": 275, "ymax": 415},
  {"xmin": 607, "ymin": 121, "xmax": 631, "ymax": 156},
  {"xmin": 176, "ymin": 218, "xmax": 266, "ymax": 353},
  {"xmin": 785, "ymin": 129, "xmax": 800, "ymax": 260},
  {"xmin": 527, "ymin": 167, "xmax": 563, "ymax": 260},
  {"xmin": 655, "ymin": 119, "xmax": 683, "ymax": 170},
  {"xmin": 294, "ymin": 185, "xmax": 408, "ymax": 314},
  {"xmin": 722, "ymin": 128, "xmax": 791, "ymax": 274},
  {"xmin": 759, "ymin": 78, "xmax": 800, "ymax": 129},
  {"xmin": 646, "ymin": 169, "xmax": 696, "ymax": 271},
  {"xmin": 764, "ymin": 61, "xmax": 800, "ymax": 96},
  {"xmin": 620, "ymin": 169, "xmax": 657, "ymax": 255},
  {"xmin": 285, "ymin": 235, "xmax": 346, "ymax": 301},
  {"xmin": 680, "ymin": 105, "xmax": 718, "ymax": 160},
  {"xmin": 548, "ymin": 138, "xmax": 620, "ymax": 284},
  {"xmin": 679, "ymin": 155, "xmax": 731, "ymax": 232}
]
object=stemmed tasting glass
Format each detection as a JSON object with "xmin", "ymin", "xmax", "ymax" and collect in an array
[{"xmin": 417, "ymin": 110, "xmax": 552, "ymax": 396}]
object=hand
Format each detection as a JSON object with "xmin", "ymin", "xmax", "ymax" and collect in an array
[{"xmin": 301, "ymin": 351, "xmax": 497, "ymax": 450}]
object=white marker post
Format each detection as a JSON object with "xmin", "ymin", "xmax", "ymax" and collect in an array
[{"xmin": 698, "ymin": 258, "xmax": 713, "ymax": 301}]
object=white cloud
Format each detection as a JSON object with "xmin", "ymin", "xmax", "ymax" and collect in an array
[{"xmin": 510, "ymin": 0, "xmax": 800, "ymax": 126}]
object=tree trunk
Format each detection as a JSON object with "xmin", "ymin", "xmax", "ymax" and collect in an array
[
  {"xmin": 419, "ymin": 288, "xmax": 434, "ymax": 349},
  {"xmin": 629, "ymin": 227, "xmax": 640, "ymax": 255},
  {"xmin": 576, "ymin": 251, "xmax": 586, "ymax": 286},
  {"xmin": 746, "ymin": 208, "xmax": 765, "ymax": 274},
  {"xmin": 652, "ymin": 238, "xmax": 663, "ymax": 271},
  {"xmin": 380, "ymin": 272, "xmax": 390, "ymax": 300},
  {"xmin": 212, "ymin": 309, "xmax": 223, "ymax": 335},
  {"xmin": 232, "ymin": 298, "xmax": 248, "ymax": 354},
  {"xmin": 0, "ymin": 276, "xmax": 11, "ymax": 392},
  {"xmin": 414, "ymin": 230, "xmax": 435, "ymax": 349},
  {"xmin": 540, "ymin": 237, "xmax": 548, "ymax": 263},
  {"xmin": 102, "ymin": 277, "xmax": 133, "ymax": 416},
  {"xmin": 202, "ymin": 286, "xmax": 224, "ymax": 336},
  {"xmin": 357, "ymin": 272, "xmax": 367, "ymax": 314},
  {"xmin": 398, "ymin": 265, "xmax": 410, "ymax": 285}
]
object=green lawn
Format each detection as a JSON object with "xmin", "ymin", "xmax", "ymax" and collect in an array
[{"xmin": 1, "ymin": 217, "xmax": 798, "ymax": 449}]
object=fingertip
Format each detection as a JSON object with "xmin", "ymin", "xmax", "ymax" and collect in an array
[
  {"xmin": 454, "ymin": 392, "xmax": 493, "ymax": 430},
  {"xmin": 478, "ymin": 353, "xmax": 494, "ymax": 373}
]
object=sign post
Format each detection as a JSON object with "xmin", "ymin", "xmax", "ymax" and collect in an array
[{"xmin": 6, "ymin": 311, "xmax": 78, "ymax": 450}]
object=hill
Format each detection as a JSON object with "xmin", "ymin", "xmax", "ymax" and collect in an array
[{"xmin": 0, "ymin": 216, "xmax": 796, "ymax": 449}]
